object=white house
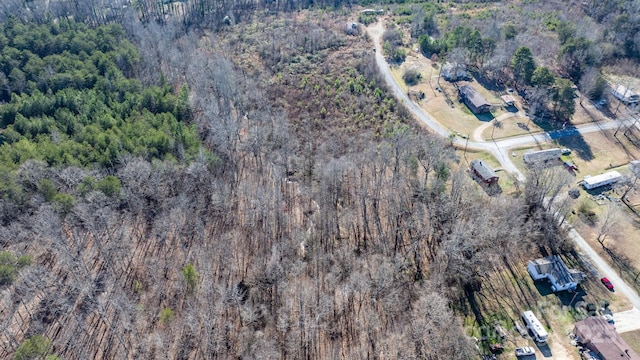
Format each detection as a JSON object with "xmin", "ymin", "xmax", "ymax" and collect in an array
[{"xmin": 528, "ymin": 255, "xmax": 585, "ymax": 292}]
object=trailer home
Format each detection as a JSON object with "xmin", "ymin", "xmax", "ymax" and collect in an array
[{"xmin": 582, "ymin": 171, "xmax": 623, "ymax": 190}]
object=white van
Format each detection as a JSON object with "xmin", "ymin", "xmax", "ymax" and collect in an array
[{"xmin": 522, "ymin": 310, "xmax": 549, "ymax": 343}]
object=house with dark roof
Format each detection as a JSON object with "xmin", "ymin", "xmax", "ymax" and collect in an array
[
  {"xmin": 459, "ymin": 85, "xmax": 491, "ymax": 113},
  {"xmin": 527, "ymin": 255, "xmax": 585, "ymax": 292},
  {"xmin": 573, "ymin": 317, "xmax": 640, "ymax": 360},
  {"xmin": 469, "ymin": 159, "xmax": 499, "ymax": 184}
]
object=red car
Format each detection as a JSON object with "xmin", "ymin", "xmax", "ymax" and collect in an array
[{"xmin": 601, "ymin": 277, "xmax": 614, "ymax": 291}]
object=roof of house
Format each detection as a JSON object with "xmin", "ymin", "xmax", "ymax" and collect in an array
[
  {"xmin": 470, "ymin": 159, "xmax": 498, "ymax": 180},
  {"xmin": 460, "ymin": 85, "xmax": 490, "ymax": 109},
  {"xmin": 574, "ymin": 317, "xmax": 640, "ymax": 360},
  {"xmin": 529, "ymin": 255, "xmax": 584, "ymax": 287},
  {"xmin": 523, "ymin": 148, "xmax": 562, "ymax": 163}
]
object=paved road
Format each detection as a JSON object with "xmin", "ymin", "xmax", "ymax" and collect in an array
[
  {"xmin": 612, "ymin": 307, "xmax": 640, "ymax": 333},
  {"xmin": 369, "ymin": 21, "xmax": 640, "ymax": 333}
]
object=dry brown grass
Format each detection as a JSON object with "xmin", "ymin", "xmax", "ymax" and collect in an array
[{"xmin": 620, "ymin": 329, "xmax": 640, "ymax": 355}]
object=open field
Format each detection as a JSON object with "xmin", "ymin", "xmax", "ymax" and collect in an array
[{"xmin": 395, "ymin": 47, "xmax": 619, "ymax": 143}]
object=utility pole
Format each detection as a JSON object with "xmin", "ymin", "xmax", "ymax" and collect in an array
[{"xmin": 464, "ymin": 135, "xmax": 469, "ymax": 162}]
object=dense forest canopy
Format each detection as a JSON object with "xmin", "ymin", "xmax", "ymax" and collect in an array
[{"xmin": 0, "ymin": 20, "xmax": 200, "ymax": 170}]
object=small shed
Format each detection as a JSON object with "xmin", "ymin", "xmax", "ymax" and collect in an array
[
  {"xmin": 500, "ymin": 94, "xmax": 516, "ymax": 106},
  {"xmin": 459, "ymin": 85, "xmax": 491, "ymax": 113},
  {"xmin": 470, "ymin": 159, "xmax": 499, "ymax": 184}
]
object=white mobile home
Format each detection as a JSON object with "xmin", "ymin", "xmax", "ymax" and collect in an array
[
  {"xmin": 582, "ymin": 171, "xmax": 623, "ymax": 190},
  {"xmin": 611, "ymin": 84, "xmax": 639, "ymax": 104},
  {"xmin": 522, "ymin": 310, "xmax": 548, "ymax": 343}
]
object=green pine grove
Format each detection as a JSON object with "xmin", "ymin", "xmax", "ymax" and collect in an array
[{"xmin": 0, "ymin": 19, "xmax": 202, "ymax": 170}]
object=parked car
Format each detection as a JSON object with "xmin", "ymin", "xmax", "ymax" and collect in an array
[
  {"xmin": 515, "ymin": 346, "xmax": 535, "ymax": 357},
  {"xmin": 603, "ymin": 314, "xmax": 614, "ymax": 323},
  {"xmin": 561, "ymin": 148, "xmax": 572, "ymax": 155},
  {"xmin": 601, "ymin": 277, "xmax": 614, "ymax": 291}
]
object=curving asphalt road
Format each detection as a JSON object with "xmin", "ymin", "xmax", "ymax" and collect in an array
[
  {"xmin": 368, "ymin": 21, "xmax": 640, "ymax": 327},
  {"xmin": 370, "ymin": 22, "xmax": 639, "ymax": 179}
]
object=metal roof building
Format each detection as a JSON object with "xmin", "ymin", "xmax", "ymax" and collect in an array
[{"xmin": 574, "ymin": 317, "xmax": 640, "ymax": 360}]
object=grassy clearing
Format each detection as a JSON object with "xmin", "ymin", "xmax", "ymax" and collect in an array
[
  {"xmin": 389, "ymin": 66, "xmax": 408, "ymax": 93},
  {"xmin": 552, "ymin": 129, "xmax": 640, "ymax": 176},
  {"xmin": 454, "ymin": 149, "xmax": 522, "ymax": 195},
  {"xmin": 504, "ymin": 128, "xmax": 640, "ymax": 179},
  {"xmin": 621, "ymin": 330, "xmax": 640, "ymax": 355},
  {"xmin": 479, "ymin": 116, "xmax": 542, "ymax": 139}
]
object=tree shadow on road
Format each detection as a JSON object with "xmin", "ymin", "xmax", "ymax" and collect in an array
[{"xmin": 552, "ymin": 131, "xmax": 595, "ymax": 161}]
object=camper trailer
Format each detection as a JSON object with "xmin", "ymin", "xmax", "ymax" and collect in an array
[{"xmin": 522, "ymin": 310, "xmax": 549, "ymax": 343}]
